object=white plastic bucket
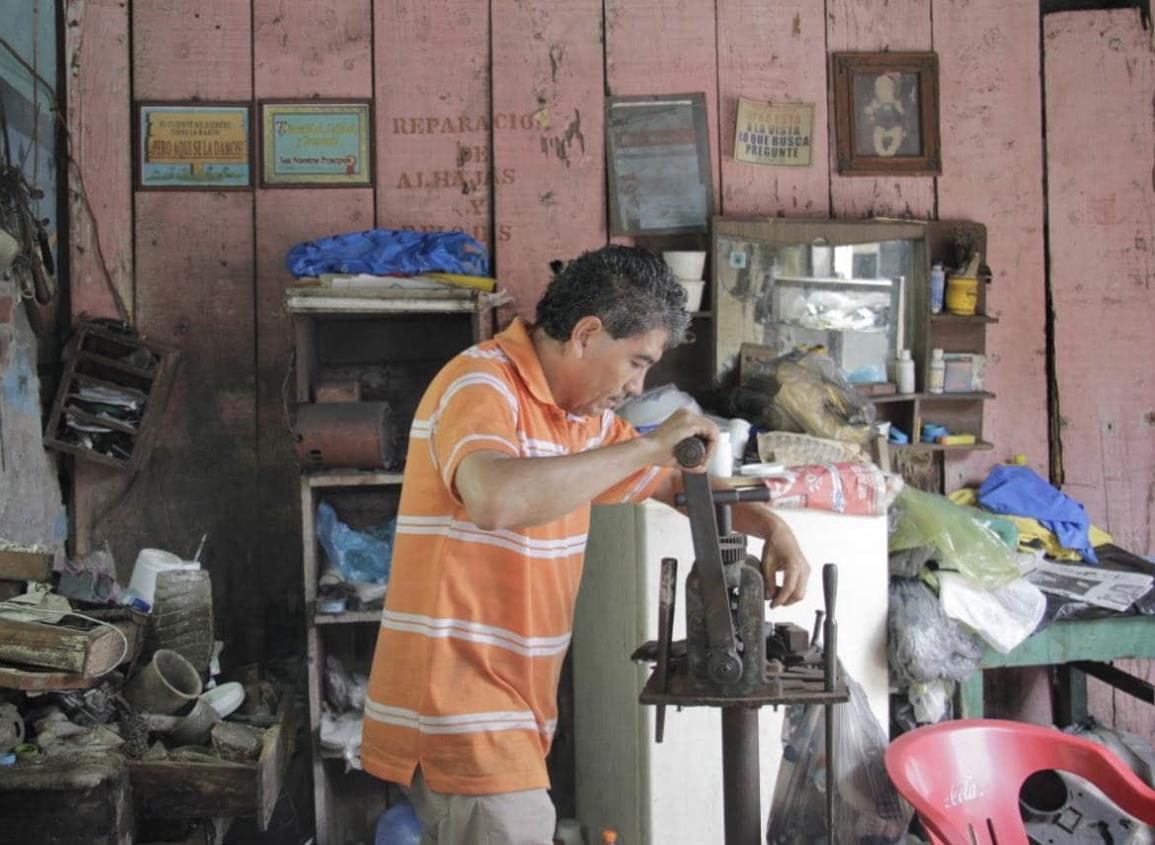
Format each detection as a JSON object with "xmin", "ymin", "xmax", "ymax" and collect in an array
[
  {"xmin": 663, "ymin": 251, "xmax": 707, "ymax": 280},
  {"xmin": 128, "ymin": 548, "xmax": 200, "ymax": 608}
]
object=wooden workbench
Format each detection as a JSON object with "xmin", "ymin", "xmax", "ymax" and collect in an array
[{"xmin": 959, "ymin": 616, "xmax": 1155, "ymax": 724}]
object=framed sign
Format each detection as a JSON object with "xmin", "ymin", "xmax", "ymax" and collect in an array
[
  {"xmin": 734, "ymin": 98, "xmax": 814, "ymax": 167},
  {"xmin": 605, "ymin": 93, "xmax": 713, "ymax": 236},
  {"xmin": 135, "ymin": 103, "xmax": 253, "ymax": 189},
  {"xmin": 831, "ymin": 52, "xmax": 941, "ymax": 176},
  {"xmin": 259, "ymin": 100, "xmax": 373, "ymax": 187}
]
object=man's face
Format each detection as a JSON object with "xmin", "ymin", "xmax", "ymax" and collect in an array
[{"xmin": 568, "ymin": 323, "xmax": 669, "ymax": 417}]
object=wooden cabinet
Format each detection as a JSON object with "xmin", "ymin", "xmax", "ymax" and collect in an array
[
  {"xmin": 286, "ymin": 288, "xmax": 505, "ymax": 844},
  {"xmin": 864, "ymin": 220, "xmax": 996, "ymax": 489}
]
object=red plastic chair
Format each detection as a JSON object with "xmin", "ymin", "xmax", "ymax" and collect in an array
[{"xmin": 884, "ymin": 719, "xmax": 1155, "ymax": 845}]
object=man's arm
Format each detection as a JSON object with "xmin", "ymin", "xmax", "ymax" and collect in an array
[
  {"xmin": 455, "ymin": 409, "xmax": 717, "ymax": 530},
  {"xmin": 651, "ymin": 474, "xmax": 811, "ymax": 608}
]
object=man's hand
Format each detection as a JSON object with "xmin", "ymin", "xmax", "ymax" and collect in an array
[
  {"xmin": 642, "ymin": 408, "xmax": 719, "ymax": 472},
  {"xmin": 759, "ymin": 522, "xmax": 810, "ymax": 607}
]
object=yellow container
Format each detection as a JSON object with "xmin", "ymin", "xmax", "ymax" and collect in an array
[{"xmin": 945, "ymin": 275, "xmax": 978, "ymax": 316}]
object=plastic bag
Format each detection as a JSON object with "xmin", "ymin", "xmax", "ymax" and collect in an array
[
  {"xmin": 320, "ymin": 709, "xmax": 364, "ymax": 771},
  {"xmin": 325, "ymin": 654, "xmax": 368, "ymax": 713},
  {"xmin": 938, "ymin": 572, "xmax": 1046, "ymax": 654},
  {"xmin": 767, "ymin": 672, "xmax": 912, "ymax": 844},
  {"xmin": 730, "ymin": 349, "xmax": 875, "ymax": 445},
  {"xmin": 286, "ymin": 228, "xmax": 490, "ymax": 278},
  {"xmin": 316, "ymin": 501, "xmax": 395, "ymax": 584},
  {"xmin": 890, "ymin": 488, "xmax": 1020, "ymax": 589},
  {"xmin": 888, "ymin": 578, "xmax": 983, "ymax": 685},
  {"xmin": 758, "ymin": 462, "xmax": 898, "ymax": 516},
  {"xmin": 908, "ymin": 680, "xmax": 954, "ymax": 725},
  {"xmin": 615, "ymin": 383, "xmax": 702, "ymax": 433}
]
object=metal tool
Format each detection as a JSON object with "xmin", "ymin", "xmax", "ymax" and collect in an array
[{"xmin": 634, "ymin": 436, "xmax": 847, "ymax": 845}]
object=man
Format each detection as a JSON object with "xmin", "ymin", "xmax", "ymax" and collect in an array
[{"xmin": 362, "ymin": 245, "xmax": 810, "ymax": 843}]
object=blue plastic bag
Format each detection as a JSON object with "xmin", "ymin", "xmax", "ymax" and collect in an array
[
  {"xmin": 375, "ymin": 801, "xmax": 421, "ymax": 845},
  {"xmin": 315, "ymin": 501, "xmax": 395, "ymax": 584},
  {"xmin": 286, "ymin": 228, "xmax": 490, "ymax": 278}
]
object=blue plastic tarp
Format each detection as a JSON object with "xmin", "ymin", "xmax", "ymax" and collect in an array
[
  {"xmin": 286, "ymin": 228, "xmax": 490, "ymax": 278},
  {"xmin": 978, "ymin": 464, "xmax": 1098, "ymax": 563}
]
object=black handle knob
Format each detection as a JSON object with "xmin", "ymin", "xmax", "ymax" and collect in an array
[
  {"xmin": 674, "ymin": 436, "xmax": 707, "ymax": 469},
  {"xmin": 822, "ymin": 563, "xmax": 837, "ymax": 618}
]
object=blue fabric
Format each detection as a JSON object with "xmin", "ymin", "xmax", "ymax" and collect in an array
[
  {"xmin": 286, "ymin": 228, "xmax": 490, "ymax": 278},
  {"xmin": 978, "ymin": 464, "xmax": 1098, "ymax": 562}
]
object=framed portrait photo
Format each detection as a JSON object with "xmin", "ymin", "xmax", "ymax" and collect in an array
[
  {"xmin": 259, "ymin": 100, "xmax": 373, "ymax": 187},
  {"xmin": 135, "ymin": 102, "xmax": 253, "ymax": 190},
  {"xmin": 831, "ymin": 52, "xmax": 941, "ymax": 176}
]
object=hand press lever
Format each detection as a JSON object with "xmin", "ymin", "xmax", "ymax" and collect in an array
[{"xmin": 675, "ymin": 437, "xmax": 743, "ymax": 687}]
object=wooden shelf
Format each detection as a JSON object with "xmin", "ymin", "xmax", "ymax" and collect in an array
[
  {"xmin": 306, "ymin": 470, "xmax": 404, "ymax": 488},
  {"xmin": 920, "ymin": 391, "xmax": 996, "ymax": 401},
  {"xmin": 285, "ymin": 288, "xmax": 511, "ymax": 315},
  {"xmin": 894, "ymin": 439, "xmax": 995, "ymax": 453},
  {"xmin": 78, "ymin": 351, "xmax": 161, "ymax": 380},
  {"xmin": 872, "ymin": 391, "xmax": 995, "ymax": 404},
  {"xmin": 314, "ymin": 610, "xmax": 382, "ymax": 625},
  {"xmin": 931, "ymin": 313, "xmax": 998, "ymax": 324}
]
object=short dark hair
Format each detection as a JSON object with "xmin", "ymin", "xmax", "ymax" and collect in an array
[{"xmin": 535, "ymin": 245, "xmax": 690, "ymax": 346}]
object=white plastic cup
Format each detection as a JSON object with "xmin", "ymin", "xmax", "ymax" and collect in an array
[
  {"xmin": 663, "ymin": 251, "xmax": 707, "ymax": 280},
  {"xmin": 128, "ymin": 548, "xmax": 201, "ymax": 608}
]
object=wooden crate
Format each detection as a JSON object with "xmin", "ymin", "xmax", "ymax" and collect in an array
[
  {"xmin": 0, "ymin": 756, "xmax": 134, "ymax": 844},
  {"xmin": 43, "ymin": 320, "xmax": 179, "ymax": 471},
  {"xmin": 128, "ymin": 690, "xmax": 297, "ymax": 831}
]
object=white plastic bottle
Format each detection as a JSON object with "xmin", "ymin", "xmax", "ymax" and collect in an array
[
  {"xmin": 930, "ymin": 261, "xmax": 946, "ymax": 314},
  {"xmin": 928, "ymin": 348, "xmax": 945, "ymax": 394},
  {"xmin": 708, "ymin": 431, "xmax": 733, "ymax": 477},
  {"xmin": 895, "ymin": 349, "xmax": 916, "ymax": 394}
]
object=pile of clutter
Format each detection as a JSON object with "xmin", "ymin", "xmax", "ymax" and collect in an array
[
  {"xmin": 618, "ymin": 345, "xmax": 902, "ymax": 518},
  {"xmin": 886, "ymin": 464, "xmax": 1155, "ymax": 728},
  {"xmin": 0, "ymin": 543, "xmax": 287, "ymax": 768}
]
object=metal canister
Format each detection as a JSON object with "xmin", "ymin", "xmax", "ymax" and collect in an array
[{"xmin": 293, "ymin": 401, "xmax": 396, "ymax": 470}]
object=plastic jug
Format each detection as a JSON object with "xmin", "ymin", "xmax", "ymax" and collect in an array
[{"xmin": 127, "ymin": 548, "xmax": 200, "ymax": 608}]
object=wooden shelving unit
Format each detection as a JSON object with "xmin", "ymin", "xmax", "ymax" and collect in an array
[{"xmin": 289, "ymin": 289, "xmax": 503, "ymax": 845}]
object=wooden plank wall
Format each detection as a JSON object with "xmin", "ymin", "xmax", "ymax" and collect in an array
[
  {"xmin": 494, "ymin": 0, "xmax": 606, "ymax": 316},
  {"xmin": 934, "ymin": 2, "xmax": 1050, "ymax": 492},
  {"xmin": 65, "ymin": 4, "xmax": 1152, "ymax": 701},
  {"xmin": 1045, "ymin": 9, "xmax": 1155, "ymax": 735},
  {"xmin": 130, "ymin": 0, "xmax": 263, "ymax": 659},
  {"xmin": 252, "ymin": 0, "xmax": 376, "ymax": 652}
]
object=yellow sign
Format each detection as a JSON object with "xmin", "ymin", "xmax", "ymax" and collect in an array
[
  {"xmin": 734, "ymin": 99, "xmax": 813, "ymax": 167},
  {"xmin": 145, "ymin": 110, "xmax": 248, "ymax": 165}
]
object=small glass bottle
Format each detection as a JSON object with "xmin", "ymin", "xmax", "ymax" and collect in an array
[
  {"xmin": 930, "ymin": 261, "xmax": 946, "ymax": 314},
  {"xmin": 928, "ymin": 348, "xmax": 945, "ymax": 394},
  {"xmin": 895, "ymin": 349, "xmax": 916, "ymax": 394}
]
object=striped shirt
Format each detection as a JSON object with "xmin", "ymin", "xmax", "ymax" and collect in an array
[{"xmin": 362, "ymin": 318, "xmax": 667, "ymax": 795}]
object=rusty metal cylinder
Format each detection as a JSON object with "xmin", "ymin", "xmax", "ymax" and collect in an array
[{"xmin": 293, "ymin": 401, "xmax": 396, "ymax": 470}]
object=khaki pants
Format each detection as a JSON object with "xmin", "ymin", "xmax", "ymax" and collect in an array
[{"xmin": 403, "ymin": 769, "xmax": 556, "ymax": 845}]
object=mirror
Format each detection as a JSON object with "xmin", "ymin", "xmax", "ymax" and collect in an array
[{"xmin": 712, "ymin": 218, "xmax": 928, "ymax": 383}]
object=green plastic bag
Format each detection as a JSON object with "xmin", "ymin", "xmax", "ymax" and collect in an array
[{"xmin": 890, "ymin": 487, "xmax": 1020, "ymax": 589}]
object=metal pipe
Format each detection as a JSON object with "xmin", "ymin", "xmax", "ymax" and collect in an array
[{"xmin": 721, "ymin": 706, "xmax": 761, "ymax": 845}]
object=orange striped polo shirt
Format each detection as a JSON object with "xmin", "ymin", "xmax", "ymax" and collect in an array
[{"xmin": 362, "ymin": 318, "xmax": 667, "ymax": 795}]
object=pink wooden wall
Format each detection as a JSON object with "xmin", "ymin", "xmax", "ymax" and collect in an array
[
  {"xmin": 66, "ymin": 1, "xmax": 1153, "ymax": 703},
  {"xmin": 1045, "ymin": 8, "xmax": 1155, "ymax": 737}
]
